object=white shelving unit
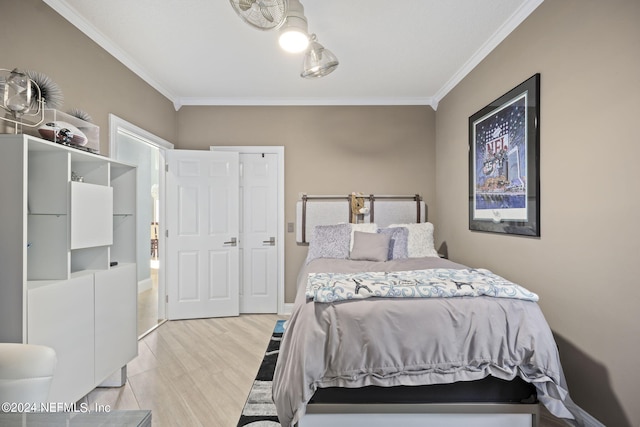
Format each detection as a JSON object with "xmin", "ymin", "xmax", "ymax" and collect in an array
[{"xmin": 0, "ymin": 134, "xmax": 138, "ymax": 403}]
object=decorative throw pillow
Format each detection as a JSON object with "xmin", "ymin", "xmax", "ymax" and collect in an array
[
  {"xmin": 349, "ymin": 222, "xmax": 378, "ymax": 250},
  {"xmin": 350, "ymin": 231, "xmax": 391, "ymax": 262},
  {"xmin": 388, "ymin": 222, "xmax": 439, "ymax": 258},
  {"xmin": 306, "ymin": 223, "xmax": 352, "ymax": 263},
  {"xmin": 377, "ymin": 226, "xmax": 409, "ymax": 260}
]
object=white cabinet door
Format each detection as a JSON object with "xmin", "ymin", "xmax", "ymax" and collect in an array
[
  {"xmin": 94, "ymin": 264, "xmax": 138, "ymax": 383},
  {"xmin": 166, "ymin": 150, "xmax": 240, "ymax": 320},
  {"xmin": 240, "ymin": 153, "xmax": 278, "ymax": 313},
  {"xmin": 28, "ymin": 275, "xmax": 95, "ymax": 403},
  {"xmin": 70, "ymin": 182, "xmax": 113, "ymax": 249}
]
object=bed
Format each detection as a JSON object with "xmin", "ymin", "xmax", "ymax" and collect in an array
[{"xmin": 273, "ymin": 221, "xmax": 600, "ymax": 427}]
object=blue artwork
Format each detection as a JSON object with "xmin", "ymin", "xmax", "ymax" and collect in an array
[
  {"xmin": 468, "ymin": 73, "xmax": 540, "ymax": 236},
  {"xmin": 472, "ymin": 92, "xmax": 528, "ymax": 220}
]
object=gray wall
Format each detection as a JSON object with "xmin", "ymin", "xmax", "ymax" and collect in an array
[
  {"xmin": 0, "ymin": 0, "xmax": 178, "ymax": 152},
  {"xmin": 176, "ymin": 105, "xmax": 436, "ymax": 302},
  {"xmin": 434, "ymin": 1, "xmax": 640, "ymax": 426}
]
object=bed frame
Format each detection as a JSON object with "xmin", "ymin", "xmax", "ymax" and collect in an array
[
  {"xmin": 293, "ymin": 193, "xmax": 540, "ymax": 426},
  {"xmin": 296, "ymin": 193, "xmax": 426, "ymax": 243},
  {"xmin": 299, "ymin": 403, "xmax": 539, "ymax": 427},
  {"xmin": 299, "ymin": 377, "xmax": 540, "ymax": 426}
]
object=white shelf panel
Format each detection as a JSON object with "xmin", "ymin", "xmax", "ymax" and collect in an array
[{"xmin": 70, "ymin": 182, "xmax": 113, "ymax": 249}]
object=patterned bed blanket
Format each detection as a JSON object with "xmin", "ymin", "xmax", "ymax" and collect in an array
[{"xmin": 306, "ymin": 268, "xmax": 539, "ymax": 303}]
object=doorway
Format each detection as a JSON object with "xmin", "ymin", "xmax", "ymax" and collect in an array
[{"xmin": 109, "ymin": 115, "xmax": 174, "ymax": 337}]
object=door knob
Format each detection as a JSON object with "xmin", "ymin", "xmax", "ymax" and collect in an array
[
  {"xmin": 262, "ymin": 237, "xmax": 276, "ymax": 246},
  {"xmin": 224, "ymin": 237, "xmax": 237, "ymax": 246}
]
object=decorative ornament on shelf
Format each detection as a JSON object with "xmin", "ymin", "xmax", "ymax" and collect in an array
[
  {"xmin": 67, "ymin": 108, "xmax": 93, "ymax": 123},
  {"xmin": 0, "ymin": 68, "xmax": 45, "ymax": 133},
  {"xmin": 38, "ymin": 120, "xmax": 88, "ymax": 146},
  {"xmin": 24, "ymin": 70, "xmax": 64, "ymax": 110},
  {"xmin": 34, "ymin": 109, "xmax": 100, "ymax": 154}
]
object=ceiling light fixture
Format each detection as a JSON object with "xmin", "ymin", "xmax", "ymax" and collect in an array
[
  {"xmin": 231, "ymin": 0, "xmax": 338, "ymax": 78},
  {"xmin": 301, "ymin": 34, "xmax": 339, "ymax": 79},
  {"xmin": 278, "ymin": 0, "xmax": 309, "ymax": 53}
]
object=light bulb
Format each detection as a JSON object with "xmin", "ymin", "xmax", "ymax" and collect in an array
[{"xmin": 279, "ymin": 30, "xmax": 309, "ymax": 53}]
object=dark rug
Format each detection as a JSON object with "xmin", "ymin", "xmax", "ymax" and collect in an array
[{"xmin": 236, "ymin": 320, "xmax": 286, "ymax": 427}]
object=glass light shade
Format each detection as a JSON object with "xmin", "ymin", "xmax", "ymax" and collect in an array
[
  {"xmin": 301, "ymin": 38, "xmax": 339, "ymax": 78},
  {"xmin": 3, "ymin": 68, "xmax": 32, "ymax": 115}
]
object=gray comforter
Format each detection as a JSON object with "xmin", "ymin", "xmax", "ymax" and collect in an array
[{"xmin": 272, "ymin": 257, "xmax": 601, "ymax": 427}]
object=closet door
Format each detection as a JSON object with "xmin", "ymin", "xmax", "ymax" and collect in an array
[{"xmin": 239, "ymin": 153, "xmax": 278, "ymax": 313}]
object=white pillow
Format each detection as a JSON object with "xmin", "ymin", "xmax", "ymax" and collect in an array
[
  {"xmin": 349, "ymin": 223, "xmax": 378, "ymax": 251},
  {"xmin": 388, "ymin": 222, "xmax": 439, "ymax": 258}
]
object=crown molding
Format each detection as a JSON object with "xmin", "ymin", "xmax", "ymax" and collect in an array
[
  {"xmin": 42, "ymin": 0, "xmax": 177, "ymax": 104},
  {"xmin": 432, "ymin": 0, "xmax": 544, "ymax": 107},
  {"xmin": 174, "ymin": 96, "xmax": 436, "ymax": 110},
  {"xmin": 43, "ymin": 0, "xmax": 540, "ymax": 110}
]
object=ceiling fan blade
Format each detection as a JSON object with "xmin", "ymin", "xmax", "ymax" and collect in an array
[
  {"xmin": 260, "ymin": 4, "xmax": 275, "ymax": 22},
  {"xmin": 238, "ymin": 0, "xmax": 255, "ymax": 12}
]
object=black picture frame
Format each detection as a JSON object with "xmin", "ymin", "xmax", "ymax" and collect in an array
[{"xmin": 468, "ymin": 73, "xmax": 540, "ymax": 236}]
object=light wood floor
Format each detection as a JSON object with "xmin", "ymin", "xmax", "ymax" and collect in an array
[{"xmin": 86, "ymin": 314, "xmax": 286, "ymax": 427}]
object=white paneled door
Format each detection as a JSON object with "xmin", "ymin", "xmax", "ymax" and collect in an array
[
  {"xmin": 166, "ymin": 150, "xmax": 239, "ymax": 320},
  {"xmin": 240, "ymin": 153, "xmax": 278, "ymax": 313}
]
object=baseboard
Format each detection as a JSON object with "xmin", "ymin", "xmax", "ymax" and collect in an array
[
  {"xmin": 281, "ymin": 303, "xmax": 294, "ymax": 315},
  {"xmin": 138, "ymin": 277, "xmax": 152, "ymax": 293}
]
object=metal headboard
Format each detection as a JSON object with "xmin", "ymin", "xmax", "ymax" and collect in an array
[{"xmin": 296, "ymin": 194, "xmax": 425, "ymax": 243}]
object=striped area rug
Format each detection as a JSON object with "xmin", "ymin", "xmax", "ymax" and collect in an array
[{"xmin": 236, "ymin": 319, "xmax": 286, "ymax": 427}]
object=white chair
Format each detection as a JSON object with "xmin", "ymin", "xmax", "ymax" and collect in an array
[{"xmin": 0, "ymin": 343, "xmax": 57, "ymax": 404}]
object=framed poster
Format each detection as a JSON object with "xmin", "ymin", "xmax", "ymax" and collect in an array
[{"xmin": 469, "ymin": 73, "xmax": 540, "ymax": 236}]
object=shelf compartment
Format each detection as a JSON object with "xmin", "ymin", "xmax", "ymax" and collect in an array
[
  {"xmin": 111, "ymin": 163, "xmax": 136, "ymax": 216},
  {"xmin": 71, "ymin": 246, "xmax": 109, "ymax": 273},
  {"xmin": 27, "ymin": 214, "xmax": 69, "ymax": 280},
  {"xmin": 28, "ymin": 149, "xmax": 69, "ymax": 215},
  {"xmin": 111, "ymin": 214, "xmax": 136, "ymax": 264},
  {"xmin": 71, "ymin": 156, "xmax": 109, "ymax": 186}
]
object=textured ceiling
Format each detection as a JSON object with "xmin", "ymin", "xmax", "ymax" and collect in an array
[{"xmin": 43, "ymin": 0, "xmax": 543, "ymax": 109}]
